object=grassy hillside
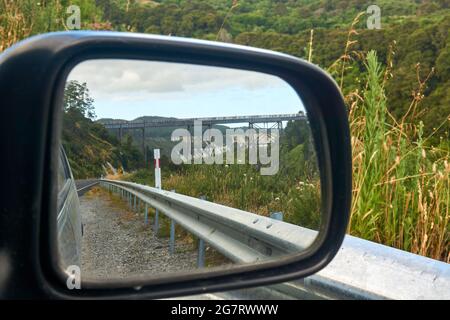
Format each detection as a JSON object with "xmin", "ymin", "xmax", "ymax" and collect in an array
[
  {"xmin": 62, "ymin": 81, "xmax": 143, "ymax": 179},
  {"xmin": 62, "ymin": 113, "xmax": 143, "ymax": 178},
  {"xmin": 124, "ymin": 117, "xmax": 322, "ymax": 230}
]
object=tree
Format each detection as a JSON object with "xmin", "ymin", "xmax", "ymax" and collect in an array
[{"xmin": 63, "ymin": 80, "xmax": 96, "ymax": 120}]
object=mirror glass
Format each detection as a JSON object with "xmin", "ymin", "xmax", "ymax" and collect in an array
[{"xmin": 57, "ymin": 59, "xmax": 322, "ymax": 282}]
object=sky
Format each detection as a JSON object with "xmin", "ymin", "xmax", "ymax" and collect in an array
[{"xmin": 67, "ymin": 59, "xmax": 305, "ymax": 123}]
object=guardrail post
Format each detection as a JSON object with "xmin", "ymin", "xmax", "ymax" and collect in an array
[
  {"xmin": 154, "ymin": 209, "xmax": 159, "ymax": 236},
  {"xmin": 270, "ymin": 212, "xmax": 283, "ymax": 221},
  {"xmin": 133, "ymin": 194, "xmax": 137, "ymax": 211},
  {"xmin": 197, "ymin": 195, "xmax": 207, "ymax": 268},
  {"xmin": 169, "ymin": 220, "xmax": 176, "ymax": 254},
  {"xmin": 169, "ymin": 189, "xmax": 176, "ymax": 254},
  {"xmin": 144, "ymin": 203, "xmax": 148, "ymax": 225},
  {"xmin": 197, "ymin": 239, "xmax": 205, "ymax": 268}
]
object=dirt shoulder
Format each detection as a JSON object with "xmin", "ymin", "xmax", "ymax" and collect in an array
[{"xmin": 79, "ymin": 187, "xmax": 197, "ymax": 279}]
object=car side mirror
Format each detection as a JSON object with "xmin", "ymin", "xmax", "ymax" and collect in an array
[{"xmin": 0, "ymin": 32, "xmax": 351, "ymax": 299}]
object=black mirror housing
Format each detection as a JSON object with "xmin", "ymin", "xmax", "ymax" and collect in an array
[{"xmin": 0, "ymin": 32, "xmax": 351, "ymax": 299}]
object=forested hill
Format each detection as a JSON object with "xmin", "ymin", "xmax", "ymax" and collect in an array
[{"xmin": 100, "ymin": 0, "xmax": 449, "ymax": 35}]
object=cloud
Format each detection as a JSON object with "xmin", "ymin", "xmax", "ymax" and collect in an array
[
  {"xmin": 65, "ymin": 59, "xmax": 304, "ymax": 121},
  {"xmin": 67, "ymin": 59, "xmax": 291, "ymax": 98}
]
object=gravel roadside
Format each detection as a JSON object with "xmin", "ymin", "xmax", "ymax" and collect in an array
[{"xmin": 80, "ymin": 187, "xmax": 197, "ymax": 279}]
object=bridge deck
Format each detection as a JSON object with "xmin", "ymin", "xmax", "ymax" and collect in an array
[{"xmin": 100, "ymin": 113, "xmax": 306, "ymax": 129}]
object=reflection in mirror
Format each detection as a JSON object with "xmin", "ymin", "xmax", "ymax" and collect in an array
[{"xmin": 57, "ymin": 59, "xmax": 321, "ymax": 281}]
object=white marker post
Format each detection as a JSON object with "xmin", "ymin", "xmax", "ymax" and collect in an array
[
  {"xmin": 154, "ymin": 149, "xmax": 161, "ymax": 189},
  {"xmin": 153, "ymin": 149, "xmax": 161, "ymax": 235}
]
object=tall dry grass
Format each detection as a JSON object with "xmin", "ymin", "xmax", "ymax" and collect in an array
[
  {"xmin": 325, "ymin": 13, "xmax": 449, "ymax": 262},
  {"xmin": 0, "ymin": 0, "xmax": 66, "ymax": 52},
  {"xmin": 0, "ymin": 0, "xmax": 109, "ymax": 54},
  {"xmin": 348, "ymin": 51, "xmax": 449, "ymax": 262},
  {"xmin": 0, "ymin": 0, "xmax": 32, "ymax": 52}
]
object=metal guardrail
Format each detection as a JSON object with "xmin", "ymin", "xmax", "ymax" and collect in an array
[
  {"xmin": 268, "ymin": 233, "xmax": 450, "ymax": 300},
  {"xmin": 100, "ymin": 179, "xmax": 316, "ymax": 263},
  {"xmin": 99, "ymin": 179, "xmax": 450, "ymax": 300},
  {"xmin": 76, "ymin": 179, "xmax": 99, "ymax": 196}
]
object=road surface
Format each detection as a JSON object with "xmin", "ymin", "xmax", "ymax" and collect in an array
[
  {"xmin": 75, "ymin": 179, "xmax": 99, "ymax": 196},
  {"xmin": 79, "ymin": 187, "xmax": 198, "ymax": 279}
]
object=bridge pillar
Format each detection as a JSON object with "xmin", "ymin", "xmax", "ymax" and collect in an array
[
  {"xmin": 205, "ymin": 124, "xmax": 212, "ymax": 142},
  {"xmin": 142, "ymin": 127, "xmax": 146, "ymax": 167}
]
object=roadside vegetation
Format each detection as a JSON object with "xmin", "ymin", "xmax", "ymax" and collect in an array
[
  {"xmin": 1, "ymin": 0, "xmax": 448, "ymax": 262},
  {"xmin": 124, "ymin": 120, "xmax": 322, "ymax": 231},
  {"xmin": 349, "ymin": 51, "xmax": 448, "ymax": 262},
  {"xmin": 62, "ymin": 80, "xmax": 143, "ymax": 178}
]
